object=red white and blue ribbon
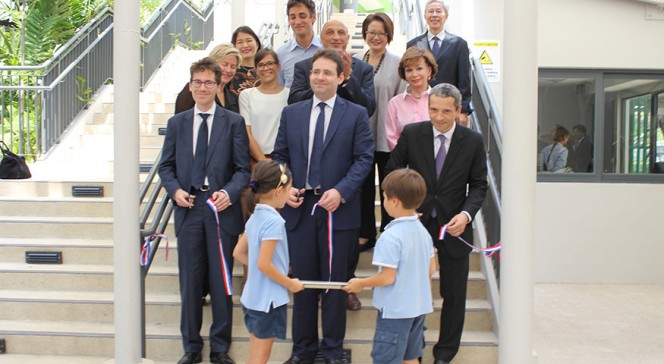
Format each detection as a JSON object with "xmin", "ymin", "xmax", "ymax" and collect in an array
[
  {"xmin": 206, "ymin": 198, "xmax": 234, "ymax": 296},
  {"xmin": 140, "ymin": 233, "xmax": 169, "ymax": 267},
  {"xmin": 439, "ymin": 225, "xmax": 501, "ymax": 257},
  {"xmin": 311, "ymin": 203, "xmax": 333, "ymax": 289}
]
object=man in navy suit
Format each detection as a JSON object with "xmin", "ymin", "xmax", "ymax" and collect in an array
[
  {"xmin": 386, "ymin": 83, "xmax": 487, "ymax": 364},
  {"xmin": 288, "ymin": 19, "xmax": 376, "ymax": 117},
  {"xmin": 288, "ymin": 17, "xmax": 376, "ymax": 312},
  {"xmin": 273, "ymin": 48, "xmax": 374, "ymax": 364},
  {"xmin": 158, "ymin": 57, "xmax": 250, "ymax": 364},
  {"xmin": 408, "ymin": 0, "xmax": 472, "ymax": 125}
]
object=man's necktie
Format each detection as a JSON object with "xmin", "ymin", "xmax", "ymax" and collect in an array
[
  {"xmin": 191, "ymin": 113, "xmax": 209, "ymax": 190},
  {"xmin": 432, "ymin": 36, "xmax": 441, "ymax": 58},
  {"xmin": 432, "ymin": 134, "xmax": 447, "ymax": 218},
  {"xmin": 308, "ymin": 103, "xmax": 326, "ymax": 188},
  {"xmin": 435, "ymin": 134, "xmax": 447, "ymax": 177}
]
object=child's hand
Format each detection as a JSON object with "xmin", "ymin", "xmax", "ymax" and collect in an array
[
  {"xmin": 288, "ymin": 278, "xmax": 305, "ymax": 293},
  {"xmin": 342, "ymin": 278, "xmax": 363, "ymax": 293}
]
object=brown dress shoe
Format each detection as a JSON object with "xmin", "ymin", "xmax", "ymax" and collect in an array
[{"xmin": 346, "ymin": 292, "xmax": 361, "ymax": 311}]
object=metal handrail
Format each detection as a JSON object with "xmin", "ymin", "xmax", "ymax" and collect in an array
[{"xmin": 0, "ymin": 0, "xmax": 214, "ymax": 157}]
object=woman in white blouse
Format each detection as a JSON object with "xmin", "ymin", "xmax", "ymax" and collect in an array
[{"xmin": 239, "ymin": 48, "xmax": 289, "ymax": 165}]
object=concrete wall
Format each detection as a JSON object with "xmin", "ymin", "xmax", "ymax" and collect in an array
[
  {"xmin": 539, "ymin": 0, "xmax": 664, "ymax": 69},
  {"xmin": 535, "ymin": 0, "xmax": 664, "ymax": 283}
]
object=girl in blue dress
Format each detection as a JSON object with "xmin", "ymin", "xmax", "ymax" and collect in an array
[{"xmin": 233, "ymin": 160, "xmax": 304, "ymax": 363}]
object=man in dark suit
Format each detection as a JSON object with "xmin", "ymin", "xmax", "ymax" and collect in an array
[
  {"xmin": 288, "ymin": 19, "xmax": 376, "ymax": 117},
  {"xmin": 273, "ymin": 48, "xmax": 374, "ymax": 364},
  {"xmin": 407, "ymin": 0, "xmax": 472, "ymax": 126},
  {"xmin": 386, "ymin": 83, "xmax": 487, "ymax": 364},
  {"xmin": 569, "ymin": 124, "xmax": 593, "ymax": 172},
  {"xmin": 288, "ymin": 18, "xmax": 376, "ymax": 312},
  {"xmin": 158, "ymin": 57, "xmax": 250, "ymax": 364}
]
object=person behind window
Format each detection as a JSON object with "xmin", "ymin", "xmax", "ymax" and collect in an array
[
  {"xmin": 538, "ymin": 126, "xmax": 571, "ymax": 172},
  {"xmin": 568, "ymin": 124, "xmax": 593, "ymax": 172}
]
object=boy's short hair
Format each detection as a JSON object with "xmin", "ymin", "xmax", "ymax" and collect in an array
[{"xmin": 382, "ymin": 169, "xmax": 426, "ymax": 210}]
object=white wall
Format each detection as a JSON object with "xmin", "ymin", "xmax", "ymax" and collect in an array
[
  {"xmin": 535, "ymin": 183, "xmax": 664, "ymax": 283},
  {"xmin": 539, "ymin": 0, "xmax": 664, "ymax": 69},
  {"xmin": 535, "ymin": 0, "xmax": 664, "ymax": 283}
]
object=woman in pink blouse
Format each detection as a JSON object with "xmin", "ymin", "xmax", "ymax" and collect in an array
[{"xmin": 385, "ymin": 47, "xmax": 438, "ymax": 150}]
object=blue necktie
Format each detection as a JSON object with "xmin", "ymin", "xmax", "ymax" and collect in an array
[
  {"xmin": 432, "ymin": 36, "xmax": 441, "ymax": 58},
  {"xmin": 308, "ymin": 103, "xmax": 326, "ymax": 188},
  {"xmin": 191, "ymin": 113, "xmax": 209, "ymax": 190}
]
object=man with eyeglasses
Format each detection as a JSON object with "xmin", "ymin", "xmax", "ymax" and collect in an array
[
  {"xmin": 273, "ymin": 48, "xmax": 374, "ymax": 364},
  {"xmin": 159, "ymin": 57, "xmax": 250, "ymax": 364},
  {"xmin": 408, "ymin": 0, "xmax": 472, "ymax": 126},
  {"xmin": 288, "ymin": 19, "xmax": 376, "ymax": 118}
]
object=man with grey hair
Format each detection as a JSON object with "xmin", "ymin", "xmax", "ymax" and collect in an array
[
  {"xmin": 386, "ymin": 83, "xmax": 487, "ymax": 364},
  {"xmin": 407, "ymin": 0, "xmax": 472, "ymax": 126}
]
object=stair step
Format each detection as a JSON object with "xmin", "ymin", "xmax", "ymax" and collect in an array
[
  {"xmin": 0, "ymin": 216, "xmax": 175, "ymax": 239},
  {"xmin": 0, "ymin": 262, "xmax": 487, "ymax": 300},
  {"xmin": 0, "ymin": 289, "xmax": 493, "ymax": 332},
  {"xmin": 0, "ymin": 238, "xmax": 175, "ymax": 266},
  {"xmin": 0, "ymin": 319, "xmax": 497, "ymax": 362}
]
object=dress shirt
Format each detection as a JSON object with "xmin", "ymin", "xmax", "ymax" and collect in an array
[
  {"xmin": 276, "ymin": 35, "xmax": 323, "ymax": 88},
  {"xmin": 427, "ymin": 30, "xmax": 446, "ymax": 50},
  {"xmin": 432, "ymin": 122, "xmax": 472, "ymax": 223},
  {"xmin": 305, "ymin": 95, "xmax": 336, "ymax": 189},
  {"xmin": 193, "ymin": 104, "xmax": 216, "ymax": 186}
]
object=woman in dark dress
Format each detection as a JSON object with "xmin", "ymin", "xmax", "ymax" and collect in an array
[{"xmin": 229, "ymin": 26, "xmax": 262, "ymax": 96}]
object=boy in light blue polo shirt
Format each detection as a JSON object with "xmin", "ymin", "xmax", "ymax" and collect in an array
[{"xmin": 344, "ymin": 168, "xmax": 435, "ymax": 364}]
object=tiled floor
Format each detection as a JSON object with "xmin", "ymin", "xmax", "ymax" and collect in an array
[{"xmin": 533, "ymin": 284, "xmax": 664, "ymax": 364}]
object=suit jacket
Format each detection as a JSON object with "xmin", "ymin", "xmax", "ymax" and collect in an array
[
  {"xmin": 272, "ymin": 96, "xmax": 374, "ymax": 230},
  {"xmin": 408, "ymin": 32, "xmax": 472, "ymax": 114},
  {"xmin": 287, "ymin": 56, "xmax": 377, "ymax": 117},
  {"xmin": 386, "ymin": 122, "xmax": 487, "ymax": 257},
  {"xmin": 158, "ymin": 107, "xmax": 251, "ymax": 236}
]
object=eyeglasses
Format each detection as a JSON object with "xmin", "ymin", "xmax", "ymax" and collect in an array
[
  {"xmin": 365, "ymin": 31, "xmax": 387, "ymax": 38},
  {"xmin": 190, "ymin": 80, "xmax": 217, "ymax": 88},
  {"xmin": 426, "ymin": 8, "xmax": 445, "ymax": 15},
  {"xmin": 257, "ymin": 61, "xmax": 278, "ymax": 70}
]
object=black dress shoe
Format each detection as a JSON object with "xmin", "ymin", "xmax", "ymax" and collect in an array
[
  {"xmin": 283, "ymin": 356, "xmax": 314, "ymax": 364},
  {"xmin": 177, "ymin": 352, "xmax": 202, "ymax": 364},
  {"xmin": 434, "ymin": 360, "xmax": 450, "ymax": 364},
  {"xmin": 210, "ymin": 352, "xmax": 235, "ymax": 364}
]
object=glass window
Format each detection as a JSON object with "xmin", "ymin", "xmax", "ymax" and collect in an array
[
  {"xmin": 538, "ymin": 77, "xmax": 595, "ymax": 173},
  {"xmin": 603, "ymin": 77, "xmax": 664, "ymax": 174}
]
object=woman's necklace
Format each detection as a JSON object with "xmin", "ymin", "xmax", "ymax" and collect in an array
[{"xmin": 363, "ymin": 50, "xmax": 385, "ymax": 75}]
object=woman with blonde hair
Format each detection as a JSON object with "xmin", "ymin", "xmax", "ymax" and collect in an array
[{"xmin": 174, "ymin": 44, "xmax": 242, "ymax": 114}]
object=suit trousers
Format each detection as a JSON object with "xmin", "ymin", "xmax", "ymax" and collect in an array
[
  {"xmin": 177, "ymin": 190, "xmax": 237, "ymax": 353},
  {"xmin": 425, "ymin": 219, "xmax": 469, "ymax": 362},
  {"xmin": 289, "ymin": 192, "xmax": 358, "ymax": 360}
]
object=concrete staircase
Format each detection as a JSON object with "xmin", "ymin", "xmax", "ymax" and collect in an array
[{"xmin": 0, "ymin": 40, "xmax": 497, "ymax": 364}]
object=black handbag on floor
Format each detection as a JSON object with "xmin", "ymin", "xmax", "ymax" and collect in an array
[{"xmin": 0, "ymin": 141, "xmax": 32, "ymax": 179}]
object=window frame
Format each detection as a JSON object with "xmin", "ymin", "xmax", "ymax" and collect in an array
[{"xmin": 538, "ymin": 68, "xmax": 664, "ymax": 184}]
